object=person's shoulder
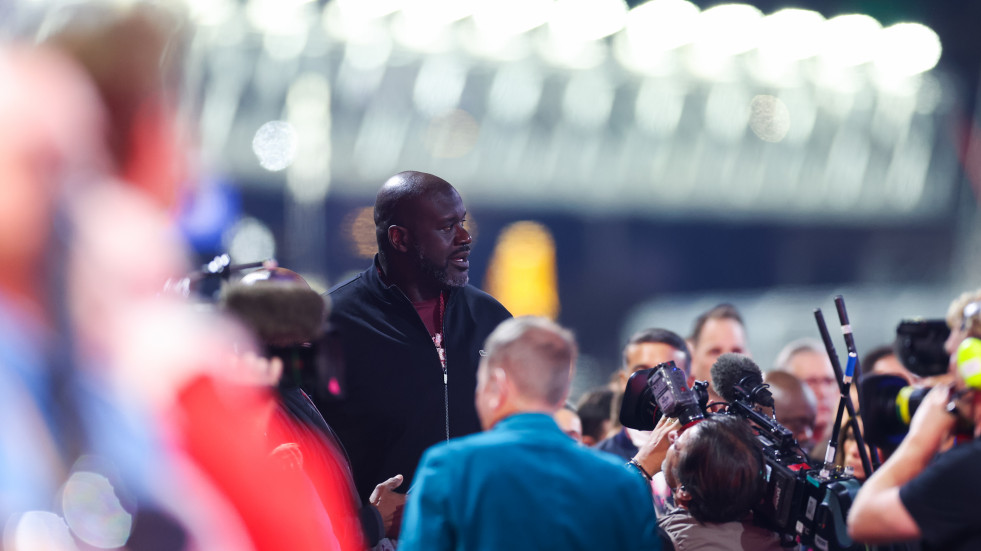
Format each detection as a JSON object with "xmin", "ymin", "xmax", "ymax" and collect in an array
[
  {"xmin": 327, "ymin": 269, "xmax": 367, "ymax": 297},
  {"xmin": 456, "ymin": 285, "xmax": 511, "ymax": 317}
]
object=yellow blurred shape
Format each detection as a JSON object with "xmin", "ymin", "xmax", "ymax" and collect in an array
[
  {"xmin": 484, "ymin": 221, "xmax": 559, "ymax": 319},
  {"xmin": 344, "ymin": 206, "xmax": 377, "ymax": 258}
]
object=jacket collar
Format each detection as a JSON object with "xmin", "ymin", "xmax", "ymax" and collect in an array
[{"xmin": 367, "ymin": 254, "xmax": 460, "ymax": 305}]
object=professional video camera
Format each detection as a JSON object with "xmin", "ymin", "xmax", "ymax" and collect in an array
[
  {"xmin": 895, "ymin": 319, "xmax": 950, "ymax": 378},
  {"xmin": 620, "ymin": 356, "xmax": 861, "ymax": 551}
]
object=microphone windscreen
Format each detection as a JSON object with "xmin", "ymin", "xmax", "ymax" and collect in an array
[
  {"xmin": 221, "ymin": 283, "xmax": 326, "ymax": 347},
  {"xmin": 711, "ymin": 353, "xmax": 766, "ymax": 405}
]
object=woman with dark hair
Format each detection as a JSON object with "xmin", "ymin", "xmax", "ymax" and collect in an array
[{"xmin": 659, "ymin": 415, "xmax": 791, "ymax": 550}]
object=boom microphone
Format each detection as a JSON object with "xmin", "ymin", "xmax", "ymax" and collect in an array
[{"xmin": 710, "ymin": 353, "xmax": 774, "ymax": 408}]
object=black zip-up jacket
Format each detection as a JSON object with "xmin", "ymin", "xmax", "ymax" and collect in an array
[{"xmin": 313, "ymin": 257, "xmax": 512, "ymax": 502}]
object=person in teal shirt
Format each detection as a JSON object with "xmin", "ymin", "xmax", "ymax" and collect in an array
[{"xmin": 399, "ymin": 316, "xmax": 661, "ymax": 551}]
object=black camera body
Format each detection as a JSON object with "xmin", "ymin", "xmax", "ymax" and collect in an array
[
  {"xmin": 895, "ymin": 318, "xmax": 950, "ymax": 377},
  {"xmin": 750, "ymin": 412, "xmax": 862, "ymax": 551},
  {"xmin": 620, "ymin": 363, "xmax": 861, "ymax": 550}
]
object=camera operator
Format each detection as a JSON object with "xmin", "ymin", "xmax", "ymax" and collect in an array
[
  {"xmin": 848, "ymin": 295, "xmax": 981, "ymax": 550},
  {"xmin": 658, "ymin": 415, "xmax": 789, "ymax": 551}
]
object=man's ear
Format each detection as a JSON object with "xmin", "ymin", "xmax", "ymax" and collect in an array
[
  {"xmin": 486, "ymin": 367, "xmax": 508, "ymax": 409},
  {"xmin": 388, "ymin": 225, "xmax": 410, "ymax": 253},
  {"xmin": 674, "ymin": 486, "xmax": 692, "ymax": 508}
]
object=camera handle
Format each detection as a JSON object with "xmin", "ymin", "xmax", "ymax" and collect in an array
[{"xmin": 815, "ymin": 308, "xmax": 874, "ymax": 479}]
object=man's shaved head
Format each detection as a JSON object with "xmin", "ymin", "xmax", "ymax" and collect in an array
[{"xmin": 374, "ymin": 171, "xmax": 455, "ymax": 252}]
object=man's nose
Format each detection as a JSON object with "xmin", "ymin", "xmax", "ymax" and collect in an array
[{"xmin": 456, "ymin": 224, "xmax": 472, "ymax": 244}]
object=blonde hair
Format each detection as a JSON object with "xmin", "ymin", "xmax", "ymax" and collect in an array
[{"xmin": 946, "ymin": 289, "xmax": 981, "ymax": 337}]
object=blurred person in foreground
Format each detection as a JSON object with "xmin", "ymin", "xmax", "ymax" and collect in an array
[
  {"xmin": 222, "ymin": 267, "xmax": 408, "ymax": 548},
  {"xmin": 774, "ymin": 338, "xmax": 838, "ymax": 462},
  {"xmin": 847, "ymin": 289, "xmax": 981, "ymax": 549},
  {"xmin": 687, "ymin": 304, "xmax": 750, "ymax": 403},
  {"xmin": 26, "ymin": 2, "xmax": 366, "ymax": 548},
  {"xmin": 398, "ymin": 316, "xmax": 661, "ymax": 551},
  {"xmin": 576, "ymin": 387, "xmax": 615, "ymax": 446},
  {"xmin": 313, "ymin": 171, "xmax": 511, "ymax": 516},
  {"xmin": 596, "ymin": 328, "xmax": 690, "ymax": 460},
  {"xmin": 658, "ymin": 415, "xmax": 790, "ymax": 551}
]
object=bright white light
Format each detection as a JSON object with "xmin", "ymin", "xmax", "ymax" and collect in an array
[
  {"xmin": 819, "ymin": 14, "xmax": 882, "ymax": 67},
  {"xmin": 549, "ymin": 0, "xmax": 628, "ymax": 42},
  {"xmin": 246, "ymin": 0, "xmax": 314, "ymax": 35},
  {"xmin": 401, "ymin": 0, "xmax": 475, "ymax": 25},
  {"xmin": 757, "ymin": 8, "xmax": 825, "ymax": 62},
  {"xmin": 62, "ymin": 471, "xmax": 133, "ymax": 549},
  {"xmin": 5, "ymin": 511, "xmax": 78, "ymax": 551},
  {"xmin": 693, "ymin": 4, "xmax": 764, "ymax": 57},
  {"xmin": 286, "ymin": 73, "xmax": 332, "ymax": 204},
  {"xmin": 635, "ymin": 79, "xmax": 686, "ymax": 136},
  {"xmin": 253, "ymin": 121, "xmax": 299, "ymax": 172},
  {"xmin": 704, "ymin": 84, "xmax": 751, "ymax": 142},
  {"xmin": 487, "ymin": 63, "xmax": 544, "ymax": 125},
  {"xmin": 413, "ymin": 57, "xmax": 469, "ymax": 116},
  {"xmin": 336, "ymin": 0, "xmax": 402, "ymax": 19},
  {"xmin": 562, "ymin": 72, "xmax": 615, "ymax": 129},
  {"xmin": 625, "ymin": 0, "xmax": 699, "ymax": 53},
  {"xmin": 874, "ymin": 23, "xmax": 942, "ymax": 77},
  {"xmin": 225, "ymin": 217, "xmax": 277, "ymax": 264},
  {"xmin": 423, "ymin": 109, "xmax": 481, "ymax": 158},
  {"xmin": 748, "ymin": 95, "xmax": 791, "ymax": 142},
  {"xmin": 187, "ymin": 0, "xmax": 238, "ymax": 26},
  {"xmin": 473, "ymin": 0, "xmax": 553, "ymax": 37},
  {"xmin": 539, "ymin": 31, "xmax": 607, "ymax": 70},
  {"xmin": 391, "ymin": 13, "xmax": 454, "ymax": 53}
]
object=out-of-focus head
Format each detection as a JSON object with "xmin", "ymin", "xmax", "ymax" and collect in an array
[
  {"xmin": 688, "ymin": 304, "xmax": 749, "ymax": 397},
  {"xmin": 775, "ymin": 338, "xmax": 837, "ymax": 441},
  {"xmin": 41, "ymin": 0, "xmax": 191, "ymax": 210},
  {"xmin": 475, "ymin": 316, "xmax": 577, "ymax": 430},
  {"xmin": 863, "ymin": 345, "xmax": 919, "ymax": 386},
  {"xmin": 220, "ymin": 268, "xmax": 325, "ymax": 349},
  {"xmin": 764, "ymin": 370, "xmax": 818, "ymax": 454},
  {"xmin": 0, "ymin": 45, "xmax": 108, "ymax": 297},
  {"xmin": 374, "ymin": 171, "xmax": 472, "ymax": 290},
  {"xmin": 620, "ymin": 327, "xmax": 691, "ymax": 388},
  {"xmin": 945, "ymin": 290, "xmax": 981, "ymax": 374},
  {"xmin": 575, "ymin": 387, "xmax": 614, "ymax": 446},
  {"xmin": 553, "ymin": 405, "xmax": 583, "ymax": 443},
  {"xmin": 661, "ymin": 415, "xmax": 764, "ymax": 524}
]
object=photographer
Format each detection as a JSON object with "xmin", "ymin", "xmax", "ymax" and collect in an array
[
  {"xmin": 658, "ymin": 416, "xmax": 788, "ymax": 551},
  {"xmin": 847, "ymin": 294, "xmax": 981, "ymax": 549}
]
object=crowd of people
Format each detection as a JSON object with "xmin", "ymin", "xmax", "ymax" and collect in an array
[{"xmin": 3, "ymin": 3, "xmax": 981, "ymax": 551}]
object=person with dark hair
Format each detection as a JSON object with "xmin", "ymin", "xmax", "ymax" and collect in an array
[
  {"xmin": 659, "ymin": 416, "xmax": 787, "ymax": 550},
  {"xmin": 864, "ymin": 344, "xmax": 920, "ymax": 386},
  {"xmin": 398, "ymin": 317, "xmax": 660, "ymax": 551},
  {"xmin": 554, "ymin": 403, "xmax": 583, "ymax": 443},
  {"xmin": 596, "ymin": 328, "xmax": 690, "ymax": 460},
  {"xmin": 576, "ymin": 387, "xmax": 615, "ymax": 446},
  {"xmin": 312, "ymin": 171, "xmax": 511, "ymax": 533},
  {"xmin": 688, "ymin": 304, "xmax": 750, "ymax": 402}
]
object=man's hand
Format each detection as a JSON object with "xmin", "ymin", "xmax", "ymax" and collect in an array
[
  {"xmin": 371, "ymin": 474, "xmax": 406, "ymax": 538},
  {"xmin": 632, "ymin": 416, "xmax": 682, "ymax": 477},
  {"xmin": 905, "ymin": 384, "xmax": 958, "ymax": 451},
  {"xmin": 848, "ymin": 384, "xmax": 957, "ymax": 543}
]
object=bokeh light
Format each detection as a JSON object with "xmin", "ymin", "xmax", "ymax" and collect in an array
[
  {"xmin": 224, "ymin": 216, "xmax": 277, "ymax": 264},
  {"xmin": 423, "ymin": 109, "xmax": 480, "ymax": 158},
  {"xmin": 61, "ymin": 471, "xmax": 133, "ymax": 549},
  {"xmin": 252, "ymin": 121, "xmax": 299, "ymax": 172},
  {"xmin": 749, "ymin": 95, "xmax": 791, "ymax": 143}
]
